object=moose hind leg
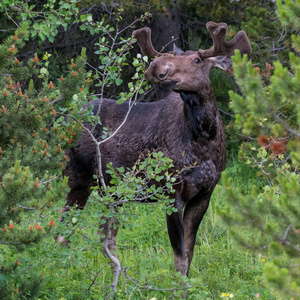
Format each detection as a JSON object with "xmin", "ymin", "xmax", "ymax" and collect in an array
[
  {"xmin": 61, "ymin": 181, "xmax": 93, "ymax": 221},
  {"xmin": 182, "ymin": 193, "xmax": 211, "ymax": 275},
  {"xmin": 58, "ymin": 158, "xmax": 95, "ymax": 245},
  {"xmin": 61, "ymin": 146, "xmax": 96, "ymax": 218}
]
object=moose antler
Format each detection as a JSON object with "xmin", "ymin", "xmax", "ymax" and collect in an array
[
  {"xmin": 199, "ymin": 21, "xmax": 251, "ymax": 59},
  {"xmin": 133, "ymin": 22, "xmax": 251, "ymax": 60},
  {"xmin": 133, "ymin": 27, "xmax": 161, "ymax": 59}
]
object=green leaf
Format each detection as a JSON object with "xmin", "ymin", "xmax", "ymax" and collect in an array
[
  {"xmin": 87, "ymin": 15, "xmax": 93, "ymax": 22},
  {"xmin": 115, "ymin": 78, "xmax": 123, "ymax": 86},
  {"xmin": 40, "ymin": 67, "xmax": 48, "ymax": 75},
  {"xmin": 80, "ymin": 15, "xmax": 87, "ymax": 22}
]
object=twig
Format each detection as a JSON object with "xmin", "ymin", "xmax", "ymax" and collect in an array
[
  {"xmin": 271, "ymin": 112, "xmax": 300, "ymax": 138},
  {"xmin": 16, "ymin": 205, "xmax": 35, "ymax": 210},
  {"xmin": 123, "ymin": 268, "xmax": 181, "ymax": 292},
  {"xmin": 219, "ymin": 108, "xmax": 233, "ymax": 117},
  {"xmin": 282, "ymin": 224, "xmax": 292, "ymax": 242},
  {"xmin": 5, "ymin": 9, "xmax": 20, "ymax": 29},
  {"xmin": 98, "ymin": 79, "xmax": 144, "ymax": 145},
  {"xmin": 87, "ymin": 265, "xmax": 107, "ymax": 291}
]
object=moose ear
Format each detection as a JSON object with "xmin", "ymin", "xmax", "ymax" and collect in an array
[
  {"xmin": 173, "ymin": 44, "xmax": 184, "ymax": 54},
  {"xmin": 208, "ymin": 56, "xmax": 232, "ymax": 71}
]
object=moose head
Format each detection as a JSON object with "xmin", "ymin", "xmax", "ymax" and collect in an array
[{"xmin": 134, "ymin": 22, "xmax": 251, "ymax": 93}]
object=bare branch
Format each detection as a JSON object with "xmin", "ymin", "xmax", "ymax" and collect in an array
[
  {"xmin": 271, "ymin": 112, "xmax": 300, "ymax": 138},
  {"xmin": 123, "ymin": 268, "xmax": 182, "ymax": 292},
  {"xmin": 104, "ymin": 205, "xmax": 121, "ymax": 300},
  {"xmin": 5, "ymin": 9, "xmax": 20, "ymax": 29},
  {"xmin": 16, "ymin": 205, "xmax": 35, "ymax": 210},
  {"xmin": 87, "ymin": 265, "xmax": 107, "ymax": 292}
]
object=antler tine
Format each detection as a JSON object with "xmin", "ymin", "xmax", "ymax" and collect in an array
[
  {"xmin": 199, "ymin": 21, "xmax": 251, "ymax": 59},
  {"xmin": 133, "ymin": 27, "xmax": 161, "ymax": 60}
]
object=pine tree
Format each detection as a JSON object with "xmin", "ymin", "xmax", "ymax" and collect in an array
[
  {"xmin": 218, "ymin": 0, "xmax": 300, "ymax": 298},
  {"xmin": 0, "ymin": 26, "xmax": 88, "ymax": 298}
]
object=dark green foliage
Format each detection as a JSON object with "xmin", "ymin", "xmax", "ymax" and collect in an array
[
  {"xmin": 0, "ymin": 24, "xmax": 88, "ymax": 297},
  {"xmin": 218, "ymin": 1, "xmax": 300, "ymax": 298}
]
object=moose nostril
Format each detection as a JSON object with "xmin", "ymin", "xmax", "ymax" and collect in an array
[{"xmin": 158, "ymin": 71, "xmax": 167, "ymax": 79}]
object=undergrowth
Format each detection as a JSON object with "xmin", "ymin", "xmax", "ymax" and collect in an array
[{"xmin": 1, "ymin": 159, "xmax": 278, "ymax": 299}]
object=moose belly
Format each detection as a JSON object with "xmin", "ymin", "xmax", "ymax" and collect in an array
[{"xmin": 180, "ymin": 159, "xmax": 220, "ymax": 201}]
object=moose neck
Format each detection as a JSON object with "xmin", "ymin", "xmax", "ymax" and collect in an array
[{"xmin": 179, "ymin": 90, "xmax": 218, "ymax": 141}]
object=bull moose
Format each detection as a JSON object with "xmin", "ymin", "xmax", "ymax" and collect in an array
[{"xmin": 60, "ymin": 21, "xmax": 251, "ymax": 276}]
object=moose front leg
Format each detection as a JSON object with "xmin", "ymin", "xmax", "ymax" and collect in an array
[
  {"xmin": 166, "ymin": 194, "xmax": 189, "ymax": 276},
  {"xmin": 182, "ymin": 193, "xmax": 211, "ymax": 275}
]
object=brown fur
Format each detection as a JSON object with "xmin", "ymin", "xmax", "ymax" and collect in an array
[{"xmin": 62, "ymin": 22, "xmax": 251, "ymax": 276}]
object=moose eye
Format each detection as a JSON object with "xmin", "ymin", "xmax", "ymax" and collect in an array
[{"xmin": 193, "ymin": 58, "xmax": 201, "ymax": 64}]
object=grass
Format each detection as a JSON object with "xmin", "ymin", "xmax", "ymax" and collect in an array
[{"xmin": 2, "ymin": 159, "xmax": 279, "ymax": 299}]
